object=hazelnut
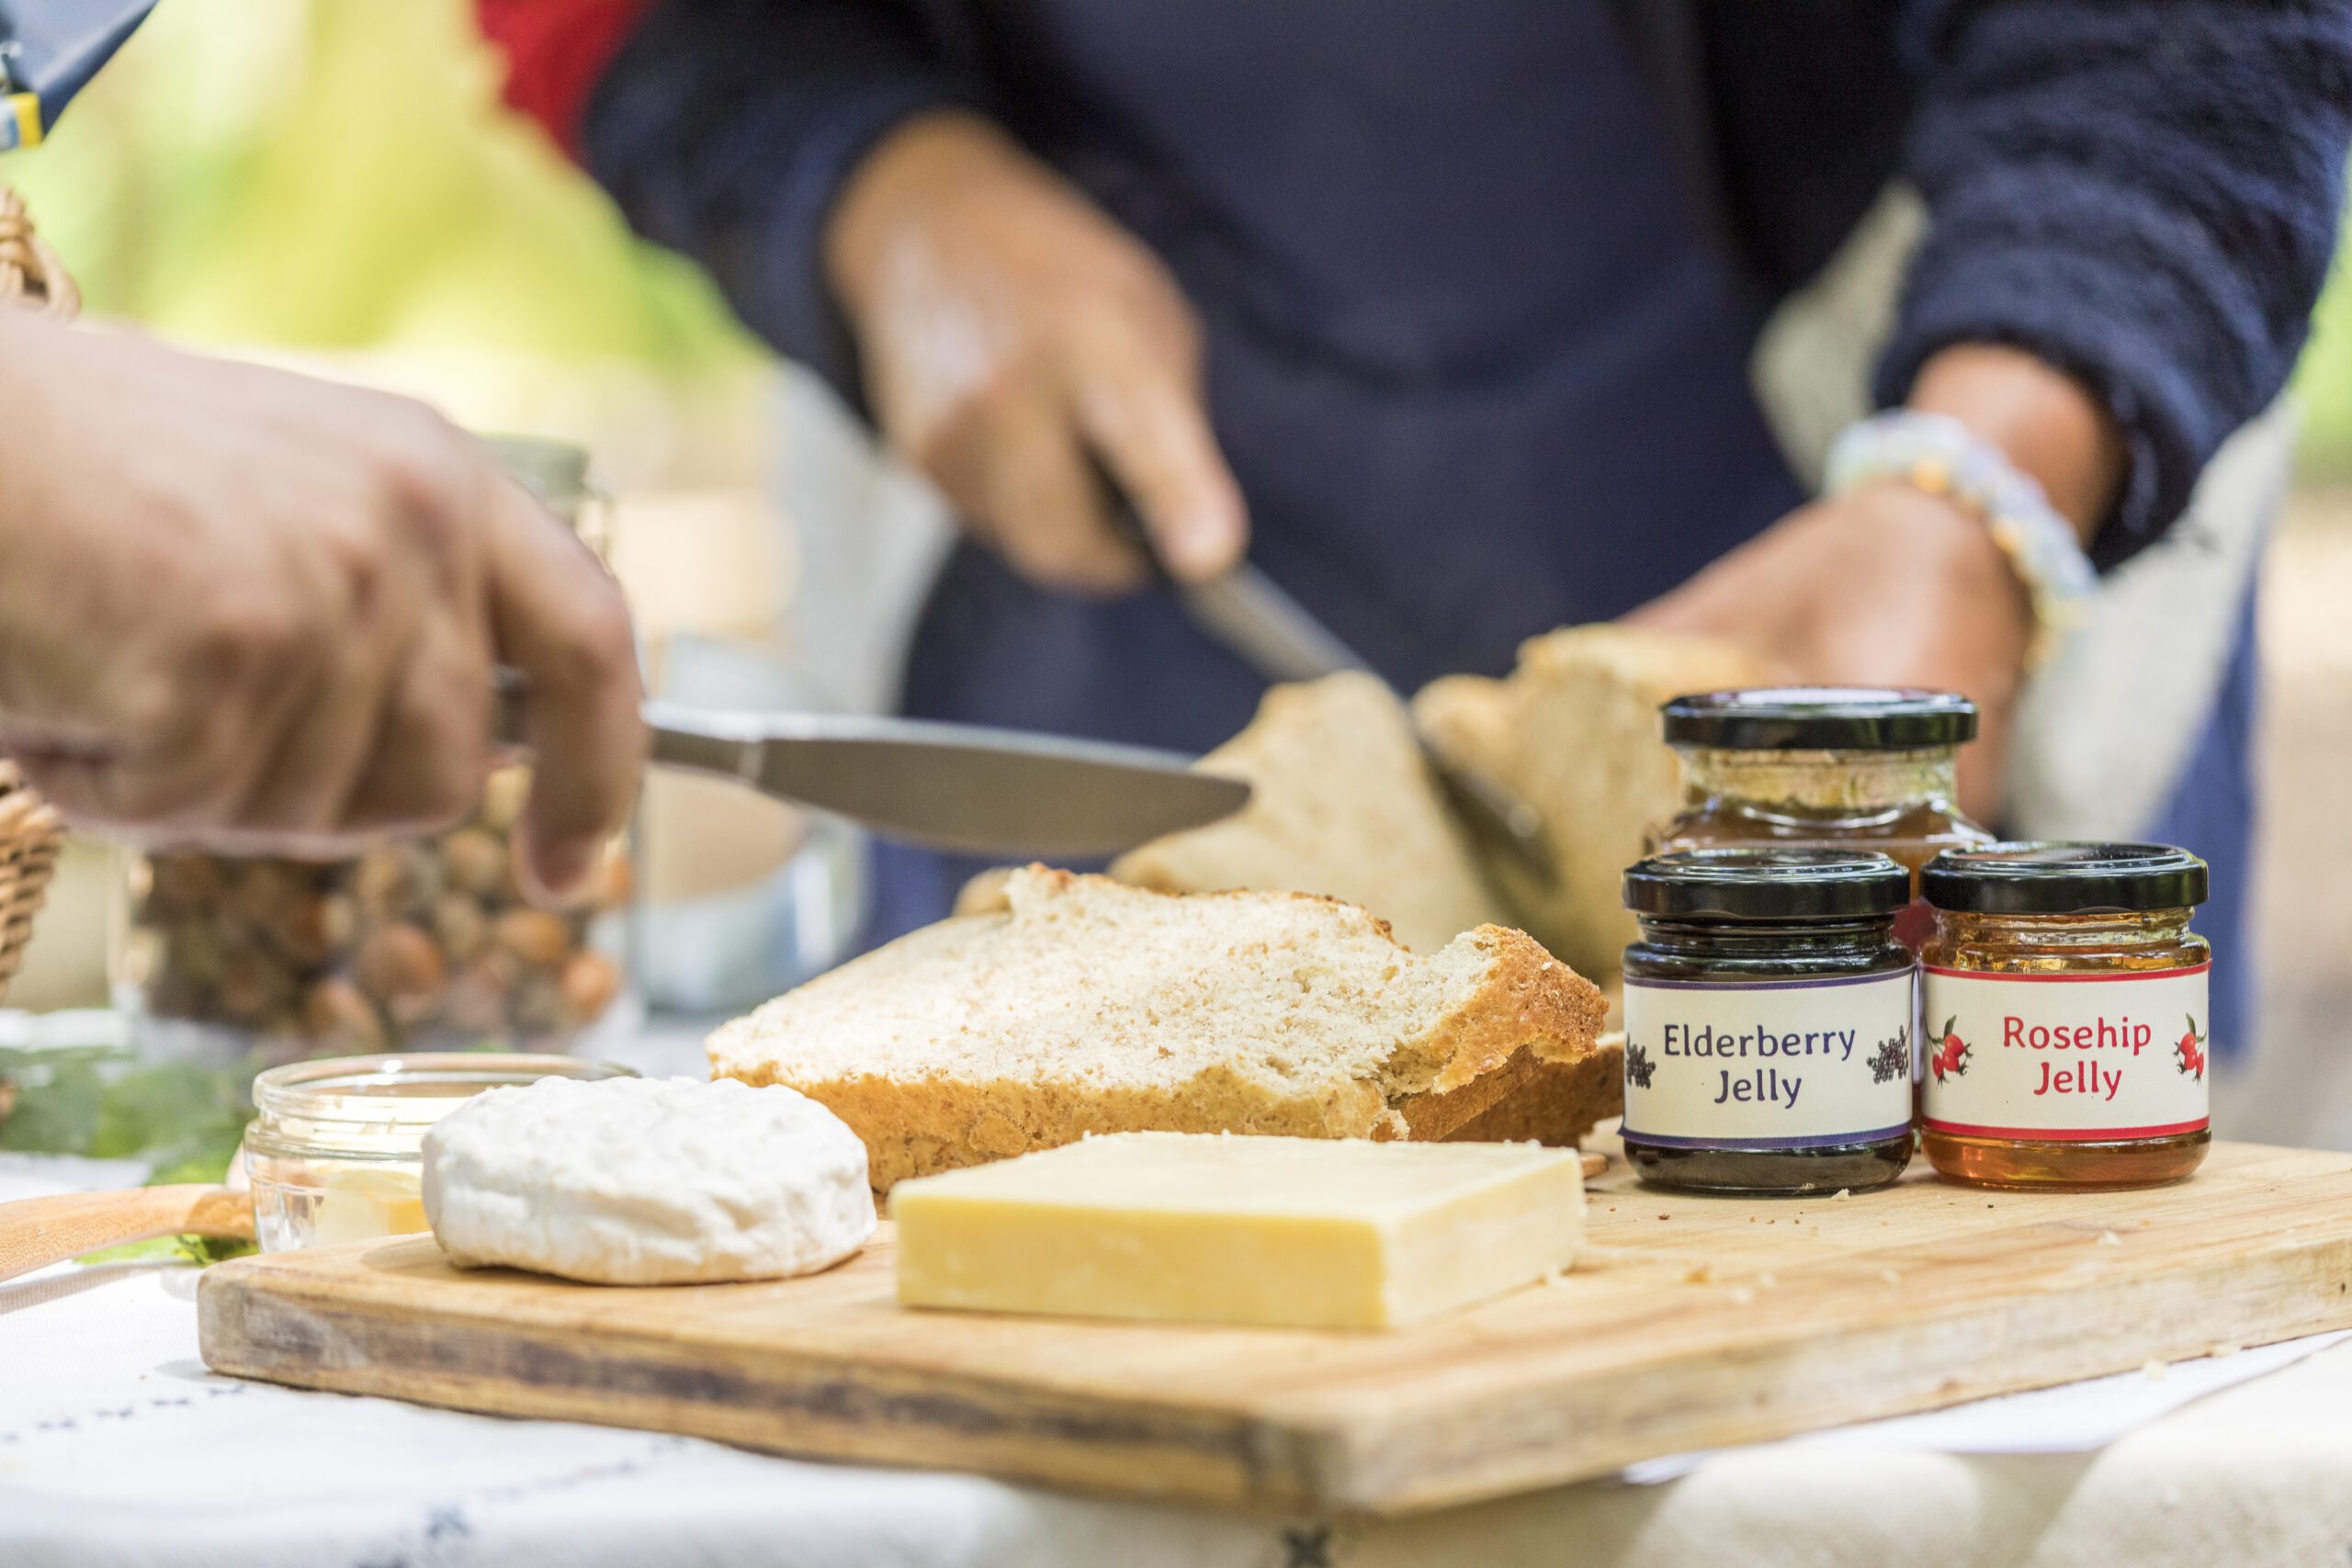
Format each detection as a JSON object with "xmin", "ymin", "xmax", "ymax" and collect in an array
[
  {"xmin": 152, "ymin": 855, "xmax": 224, "ymax": 911},
  {"xmin": 273, "ymin": 892, "xmax": 356, "ymax": 969},
  {"xmin": 492, "ymin": 908, "xmax": 575, "ymax": 968},
  {"xmin": 164, "ymin": 919, "xmax": 228, "ymax": 988},
  {"xmin": 444, "ymin": 952, "xmax": 523, "ymax": 1036},
  {"xmin": 478, "ymin": 766, "xmax": 529, "ymax": 833},
  {"xmin": 350, "ymin": 847, "xmax": 415, "ymax": 916},
  {"xmin": 300, "ymin": 976, "xmax": 386, "ymax": 1053},
  {"xmin": 353, "ymin": 923, "xmax": 447, "ymax": 1012},
  {"xmin": 430, "ymin": 893, "xmax": 490, "ymax": 964},
  {"xmin": 225, "ymin": 861, "xmax": 304, "ymax": 932},
  {"xmin": 557, "ymin": 952, "xmax": 622, "ymax": 1023},
  {"xmin": 439, "ymin": 829, "xmax": 508, "ymax": 898},
  {"xmin": 218, "ymin": 950, "xmax": 297, "ymax": 1027}
]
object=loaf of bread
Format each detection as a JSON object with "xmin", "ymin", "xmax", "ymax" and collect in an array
[
  {"xmin": 1413, "ymin": 626, "xmax": 1774, "ymax": 985},
  {"xmin": 1109, "ymin": 671, "xmax": 1505, "ymax": 953},
  {"xmin": 709, "ymin": 865, "xmax": 1607, "ymax": 1190}
]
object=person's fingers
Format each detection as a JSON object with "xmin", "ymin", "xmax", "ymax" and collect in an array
[
  {"xmin": 481, "ymin": 479, "xmax": 645, "ymax": 905},
  {"xmin": 228, "ymin": 627, "xmax": 397, "ymax": 842},
  {"xmin": 1070, "ymin": 334, "xmax": 1247, "ymax": 581},
  {"xmin": 38, "ymin": 606, "xmax": 324, "ymax": 837},
  {"xmin": 334, "ymin": 631, "xmax": 492, "ymax": 840},
  {"xmin": 978, "ymin": 398, "xmax": 1147, "ymax": 595}
]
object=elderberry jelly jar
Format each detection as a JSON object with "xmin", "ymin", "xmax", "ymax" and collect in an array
[{"xmin": 1620, "ymin": 849, "xmax": 1917, "ymax": 1195}]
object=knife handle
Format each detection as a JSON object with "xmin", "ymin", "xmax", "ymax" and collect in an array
[
  {"xmin": 1088, "ymin": 453, "xmax": 1176, "ymax": 585},
  {"xmin": 491, "ymin": 665, "xmax": 529, "ymax": 751}
]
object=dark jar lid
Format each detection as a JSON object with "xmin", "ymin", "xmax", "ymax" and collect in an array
[
  {"xmin": 1623, "ymin": 848, "xmax": 1913, "ymax": 922},
  {"xmin": 1921, "ymin": 841, "xmax": 2209, "ymax": 915},
  {"xmin": 1660, "ymin": 687, "xmax": 1978, "ymax": 750}
]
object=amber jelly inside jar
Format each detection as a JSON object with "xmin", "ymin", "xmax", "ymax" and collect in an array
[
  {"xmin": 1653, "ymin": 687, "xmax": 1995, "ymax": 948},
  {"xmin": 1919, "ymin": 843, "xmax": 2211, "ymax": 1190},
  {"xmin": 242, "ymin": 1053, "xmax": 635, "ymax": 1250},
  {"xmin": 1621, "ymin": 849, "xmax": 1917, "ymax": 1195}
]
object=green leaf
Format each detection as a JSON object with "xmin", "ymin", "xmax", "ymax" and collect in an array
[
  {"xmin": 0, "ymin": 1051, "xmax": 255, "ymax": 1183},
  {"xmin": 0, "ymin": 1056, "xmax": 107, "ymax": 1154},
  {"xmin": 74, "ymin": 1232, "xmax": 255, "ymax": 1269}
]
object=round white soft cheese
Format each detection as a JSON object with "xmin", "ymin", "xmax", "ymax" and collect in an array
[{"xmin": 421, "ymin": 1076, "xmax": 875, "ymax": 1285}]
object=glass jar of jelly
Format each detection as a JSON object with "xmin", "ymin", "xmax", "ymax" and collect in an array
[
  {"xmin": 1621, "ymin": 849, "xmax": 1917, "ymax": 1194},
  {"xmin": 1919, "ymin": 842, "xmax": 2211, "ymax": 1190},
  {"xmin": 1652, "ymin": 687, "xmax": 1995, "ymax": 948}
]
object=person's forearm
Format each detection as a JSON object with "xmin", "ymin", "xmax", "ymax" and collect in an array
[
  {"xmin": 824, "ymin": 108, "xmax": 1012, "ymax": 329},
  {"xmin": 578, "ymin": 0, "xmax": 979, "ymax": 399},
  {"xmin": 1904, "ymin": 344, "xmax": 2125, "ymax": 549},
  {"xmin": 1883, "ymin": 0, "xmax": 2352, "ymax": 565}
]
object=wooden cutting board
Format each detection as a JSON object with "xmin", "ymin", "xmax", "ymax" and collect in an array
[{"xmin": 198, "ymin": 1138, "xmax": 2352, "ymax": 1515}]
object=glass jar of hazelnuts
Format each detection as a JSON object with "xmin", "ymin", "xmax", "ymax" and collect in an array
[{"xmin": 111, "ymin": 437, "xmax": 633, "ymax": 1060}]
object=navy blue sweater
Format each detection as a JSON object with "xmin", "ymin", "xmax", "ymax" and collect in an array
[{"xmin": 582, "ymin": 0, "xmax": 2352, "ymax": 568}]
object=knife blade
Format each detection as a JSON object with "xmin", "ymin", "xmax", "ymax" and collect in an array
[
  {"xmin": 1097, "ymin": 484, "xmax": 1559, "ymax": 887},
  {"xmin": 494, "ymin": 678, "xmax": 1251, "ymax": 858}
]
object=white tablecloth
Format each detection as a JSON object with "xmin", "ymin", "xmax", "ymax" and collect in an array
[{"xmin": 8, "ymin": 1153, "xmax": 2352, "ymax": 1568}]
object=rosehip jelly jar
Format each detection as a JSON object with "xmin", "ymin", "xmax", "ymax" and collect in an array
[
  {"xmin": 1919, "ymin": 842, "xmax": 2211, "ymax": 1190},
  {"xmin": 1652, "ymin": 687, "xmax": 1995, "ymax": 948},
  {"xmin": 1621, "ymin": 849, "xmax": 1917, "ymax": 1195}
]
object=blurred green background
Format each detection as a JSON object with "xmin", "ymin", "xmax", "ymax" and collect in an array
[
  {"xmin": 4, "ymin": 0, "xmax": 2348, "ymax": 480},
  {"xmin": 0, "ymin": 0, "xmax": 748, "ymax": 368}
]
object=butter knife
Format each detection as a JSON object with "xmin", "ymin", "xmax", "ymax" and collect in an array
[
  {"xmin": 1099, "ymin": 488, "xmax": 1557, "ymax": 886},
  {"xmin": 495, "ymin": 679, "xmax": 1250, "ymax": 858}
]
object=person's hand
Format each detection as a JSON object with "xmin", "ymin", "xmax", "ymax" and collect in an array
[
  {"xmin": 825, "ymin": 110, "xmax": 1247, "ymax": 593},
  {"xmin": 1625, "ymin": 345, "xmax": 2123, "ymax": 821},
  {"xmin": 0, "ymin": 309, "xmax": 645, "ymax": 900},
  {"xmin": 1626, "ymin": 482, "xmax": 2035, "ymax": 815}
]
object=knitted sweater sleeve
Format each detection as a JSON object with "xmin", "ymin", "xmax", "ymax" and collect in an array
[
  {"xmin": 574, "ymin": 0, "xmax": 982, "ymax": 409},
  {"xmin": 1877, "ymin": 1, "xmax": 2352, "ymax": 566}
]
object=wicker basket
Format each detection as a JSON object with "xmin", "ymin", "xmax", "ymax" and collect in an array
[{"xmin": 0, "ymin": 186, "xmax": 78, "ymax": 1000}]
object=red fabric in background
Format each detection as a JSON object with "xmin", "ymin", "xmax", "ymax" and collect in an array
[{"xmin": 475, "ymin": 0, "xmax": 653, "ymax": 160}]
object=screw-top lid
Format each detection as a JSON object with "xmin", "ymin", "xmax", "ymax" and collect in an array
[
  {"xmin": 1921, "ymin": 841, "xmax": 2209, "ymax": 915},
  {"xmin": 1623, "ymin": 847, "xmax": 1913, "ymax": 922},
  {"xmin": 1660, "ymin": 686, "xmax": 1978, "ymax": 750}
]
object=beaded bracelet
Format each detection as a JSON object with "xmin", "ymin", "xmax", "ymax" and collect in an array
[{"xmin": 1825, "ymin": 411, "xmax": 2097, "ymax": 669}]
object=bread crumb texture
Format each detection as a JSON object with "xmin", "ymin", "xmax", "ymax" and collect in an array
[
  {"xmin": 1412, "ymin": 624, "xmax": 1774, "ymax": 982},
  {"xmin": 1112, "ymin": 671, "xmax": 1504, "ymax": 953},
  {"xmin": 708, "ymin": 867, "xmax": 1607, "ymax": 1190}
]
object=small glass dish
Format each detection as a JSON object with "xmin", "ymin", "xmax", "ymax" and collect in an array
[{"xmin": 242, "ymin": 1053, "xmax": 635, "ymax": 1251}]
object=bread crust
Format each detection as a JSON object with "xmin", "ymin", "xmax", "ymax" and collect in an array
[{"xmin": 1442, "ymin": 1038, "xmax": 1626, "ymax": 1148}]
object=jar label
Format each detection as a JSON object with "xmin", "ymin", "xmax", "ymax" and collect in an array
[
  {"xmin": 1920, "ymin": 964, "xmax": 2211, "ymax": 1139},
  {"xmin": 1622, "ymin": 971, "xmax": 1916, "ymax": 1148}
]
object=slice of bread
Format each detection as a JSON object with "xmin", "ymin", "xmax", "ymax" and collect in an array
[
  {"xmin": 1110, "ymin": 672, "xmax": 1505, "ymax": 953},
  {"xmin": 1441, "ymin": 1035, "xmax": 1625, "ymax": 1148},
  {"xmin": 1413, "ymin": 626, "xmax": 1774, "ymax": 986},
  {"xmin": 709, "ymin": 865, "xmax": 1607, "ymax": 1190}
]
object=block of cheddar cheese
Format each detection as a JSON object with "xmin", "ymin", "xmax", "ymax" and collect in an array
[{"xmin": 889, "ymin": 1132, "xmax": 1585, "ymax": 1330}]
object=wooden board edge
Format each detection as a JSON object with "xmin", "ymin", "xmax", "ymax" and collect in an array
[
  {"xmin": 1306, "ymin": 1225, "xmax": 2352, "ymax": 1512},
  {"xmin": 196, "ymin": 1266, "xmax": 1345, "ymax": 1512}
]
